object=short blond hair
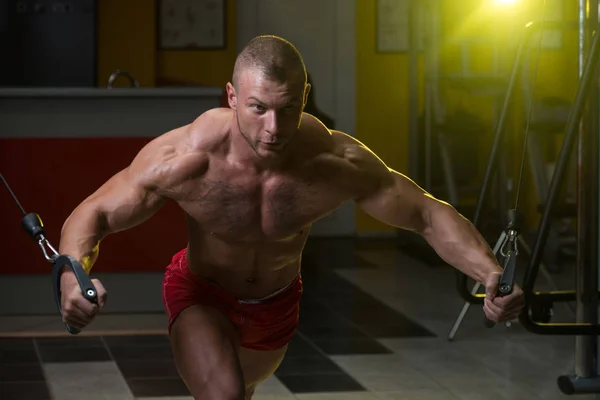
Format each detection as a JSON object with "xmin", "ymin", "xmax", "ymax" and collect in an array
[{"xmin": 232, "ymin": 35, "xmax": 307, "ymax": 89}]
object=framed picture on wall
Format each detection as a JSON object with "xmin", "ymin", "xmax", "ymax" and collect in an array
[
  {"xmin": 376, "ymin": 0, "xmax": 423, "ymax": 53},
  {"xmin": 158, "ymin": 0, "xmax": 226, "ymax": 49}
]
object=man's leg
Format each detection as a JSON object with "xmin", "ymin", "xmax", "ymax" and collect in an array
[
  {"xmin": 239, "ymin": 345, "xmax": 288, "ymax": 399},
  {"xmin": 169, "ymin": 304, "xmax": 245, "ymax": 400}
]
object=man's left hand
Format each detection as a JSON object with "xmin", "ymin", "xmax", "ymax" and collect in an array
[{"xmin": 483, "ymin": 272, "xmax": 526, "ymax": 323}]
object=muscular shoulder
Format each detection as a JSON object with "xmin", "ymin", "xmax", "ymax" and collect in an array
[
  {"xmin": 124, "ymin": 110, "xmax": 232, "ymax": 195},
  {"xmin": 187, "ymin": 108, "xmax": 233, "ymax": 153},
  {"xmin": 297, "ymin": 113, "xmax": 392, "ymax": 196},
  {"xmin": 298, "ymin": 113, "xmax": 380, "ymax": 162},
  {"xmin": 131, "ymin": 108, "xmax": 233, "ymax": 184}
]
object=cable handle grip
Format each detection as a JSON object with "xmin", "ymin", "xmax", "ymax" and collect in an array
[
  {"xmin": 21, "ymin": 211, "xmax": 98, "ymax": 335},
  {"xmin": 484, "ymin": 285, "xmax": 514, "ymax": 328},
  {"xmin": 52, "ymin": 255, "xmax": 98, "ymax": 335},
  {"xmin": 0, "ymin": 173, "xmax": 98, "ymax": 335},
  {"xmin": 21, "ymin": 213, "xmax": 45, "ymax": 239},
  {"xmin": 484, "ymin": 252, "xmax": 516, "ymax": 328}
]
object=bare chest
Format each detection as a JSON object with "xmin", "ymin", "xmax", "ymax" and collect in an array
[{"xmin": 176, "ymin": 172, "xmax": 343, "ymax": 241}]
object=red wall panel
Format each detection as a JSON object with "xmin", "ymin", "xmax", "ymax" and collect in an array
[{"xmin": 0, "ymin": 138, "xmax": 188, "ymax": 274}]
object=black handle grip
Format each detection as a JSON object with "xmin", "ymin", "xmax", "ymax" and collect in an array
[
  {"xmin": 484, "ymin": 274, "xmax": 514, "ymax": 328},
  {"xmin": 52, "ymin": 255, "xmax": 97, "ymax": 335},
  {"xmin": 2, "ymin": 174, "xmax": 98, "ymax": 335},
  {"xmin": 484, "ymin": 251, "xmax": 516, "ymax": 328},
  {"xmin": 21, "ymin": 213, "xmax": 45, "ymax": 239}
]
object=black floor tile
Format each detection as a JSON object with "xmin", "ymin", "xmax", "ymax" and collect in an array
[
  {"xmin": 103, "ymin": 334, "xmax": 170, "ymax": 347},
  {"xmin": 310, "ymin": 337, "xmax": 392, "ymax": 355},
  {"xmin": 275, "ymin": 355, "xmax": 345, "ymax": 376},
  {"xmin": 303, "ymin": 238, "xmax": 357, "ymax": 269},
  {"xmin": 110, "ymin": 345, "xmax": 174, "ymax": 361},
  {"xmin": 0, "ymin": 338, "xmax": 35, "ymax": 350},
  {"xmin": 117, "ymin": 359, "xmax": 180, "ymax": 379},
  {"xmin": 297, "ymin": 299, "xmax": 336, "ymax": 314},
  {"xmin": 38, "ymin": 346, "xmax": 111, "ymax": 363},
  {"xmin": 0, "ymin": 348, "xmax": 39, "ymax": 364},
  {"xmin": 284, "ymin": 336, "xmax": 322, "ymax": 358},
  {"xmin": 297, "ymin": 314, "xmax": 352, "ymax": 329},
  {"xmin": 298, "ymin": 299, "xmax": 340, "ymax": 318},
  {"xmin": 298, "ymin": 301, "xmax": 338, "ymax": 317},
  {"xmin": 303, "ymin": 250, "xmax": 377, "ymax": 269},
  {"xmin": 127, "ymin": 377, "xmax": 190, "ymax": 397},
  {"xmin": 360, "ymin": 323, "xmax": 436, "ymax": 338},
  {"xmin": 302, "ymin": 272, "xmax": 437, "ymax": 340},
  {"xmin": 298, "ymin": 322, "xmax": 371, "ymax": 339},
  {"xmin": 0, "ymin": 381, "xmax": 51, "ymax": 400},
  {"xmin": 312, "ymin": 285, "xmax": 381, "ymax": 304},
  {"xmin": 339, "ymin": 309, "xmax": 412, "ymax": 325},
  {"xmin": 325, "ymin": 294, "xmax": 396, "ymax": 311},
  {"xmin": 35, "ymin": 336, "xmax": 104, "ymax": 349},
  {"xmin": 276, "ymin": 373, "xmax": 366, "ymax": 393},
  {"xmin": 355, "ymin": 237, "xmax": 398, "ymax": 251},
  {"xmin": 338, "ymin": 308, "xmax": 436, "ymax": 338},
  {"xmin": 0, "ymin": 363, "xmax": 45, "ymax": 382},
  {"xmin": 354, "ymin": 254, "xmax": 378, "ymax": 268},
  {"xmin": 303, "ymin": 274, "xmax": 363, "ymax": 297}
]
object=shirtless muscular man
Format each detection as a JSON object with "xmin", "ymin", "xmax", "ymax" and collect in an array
[{"xmin": 57, "ymin": 35, "xmax": 525, "ymax": 399}]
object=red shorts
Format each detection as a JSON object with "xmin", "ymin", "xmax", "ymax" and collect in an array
[{"xmin": 162, "ymin": 248, "xmax": 303, "ymax": 351}]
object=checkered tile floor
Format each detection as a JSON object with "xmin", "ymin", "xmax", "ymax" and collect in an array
[{"xmin": 0, "ymin": 238, "xmax": 596, "ymax": 399}]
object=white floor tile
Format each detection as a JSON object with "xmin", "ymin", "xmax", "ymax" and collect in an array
[
  {"xmin": 254, "ymin": 375, "xmax": 295, "ymax": 396},
  {"xmin": 374, "ymin": 388, "xmax": 461, "ymax": 400},
  {"xmin": 137, "ymin": 397, "xmax": 193, "ymax": 400},
  {"xmin": 43, "ymin": 361, "xmax": 134, "ymax": 400},
  {"xmin": 295, "ymin": 392, "xmax": 381, "ymax": 400}
]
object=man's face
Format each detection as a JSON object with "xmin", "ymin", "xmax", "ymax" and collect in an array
[{"xmin": 227, "ymin": 69, "xmax": 310, "ymax": 159}]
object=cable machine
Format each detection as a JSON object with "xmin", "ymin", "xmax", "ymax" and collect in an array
[
  {"xmin": 409, "ymin": 0, "xmax": 515, "ymax": 214},
  {"xmin": 451, "ymin": 0, "xmax": 600, "ymax": 395}
]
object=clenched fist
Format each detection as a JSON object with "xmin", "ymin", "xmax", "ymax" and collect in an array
[
  {"xmin": 483, "ymin": 271, "xmax": 525, "ymax": 323},
  {"xmin": 60, "ymin": 271, "xmax": 107, "ymax": 330}
]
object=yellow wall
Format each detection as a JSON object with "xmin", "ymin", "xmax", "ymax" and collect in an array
[
  {"xmin": 355, "ymin": 0, "xmax": 580, "ymax": 233},
  {"xmin": 97, "ymin": 0, "xmax": 156, "ymax": 87},
  {"xmin": 355, "ymin": 0, "xmax": 417, "ymax": 233},
  {"xmin": 97, "ymin": 0, "xmax": 237, "ymax": 89}
]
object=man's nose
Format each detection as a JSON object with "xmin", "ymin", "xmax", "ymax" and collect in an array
[{"xmin": 264, "ymin": 110, "xmax": 280, "ymax": 134}]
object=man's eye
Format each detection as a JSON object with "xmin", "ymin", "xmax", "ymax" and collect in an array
[{"xmin": 253, "ymin": 104, "xmax": 266, "ymax": 111}]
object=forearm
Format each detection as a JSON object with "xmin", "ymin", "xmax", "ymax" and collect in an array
[
  {"xmin": 59, "ymin": 204, "xmax": 109, "ymax": 275},
  {"xmin": 420, "ymin": 201, "xmax": 502, "ymax": 284}
]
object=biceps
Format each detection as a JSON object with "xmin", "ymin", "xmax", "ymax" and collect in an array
[
  {"xmin": 83, "ymin": 169, "xmax": 166, "ymax": 234},
  {"xmin": 356, "ymin": 171, "xmax": 431, "ymax": 232}
]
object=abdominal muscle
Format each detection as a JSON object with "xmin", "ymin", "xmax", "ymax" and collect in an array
[{"xmin": 184, "ymin": 229, "xmax": 308, "ymax": 300}]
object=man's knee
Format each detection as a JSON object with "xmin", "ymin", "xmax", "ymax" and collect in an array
[
  {"xmin": 195, "ymin": 381, "xmax": 245, "ymax": 400},
  {"xmin": 177, "ymin": 367, "xmax": 245, "ymax": 400}
]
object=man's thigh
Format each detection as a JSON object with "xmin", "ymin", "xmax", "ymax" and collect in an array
[{"xmin": 169, "ymin": 304, "xmax": 245, "ymax": 400}]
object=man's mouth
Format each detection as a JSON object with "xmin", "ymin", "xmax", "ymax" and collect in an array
[{"xmin": 262, "ymin": 141, "xmax": 283, "ymax": 147}]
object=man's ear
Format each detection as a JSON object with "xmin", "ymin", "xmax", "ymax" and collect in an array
[
  {"xmin": 303, "ymin": 83, "xmax": 312, "ymax": 108},
  {"xmin": 226, "ymin": 82, "xmax": 237, "ymax": 110}
]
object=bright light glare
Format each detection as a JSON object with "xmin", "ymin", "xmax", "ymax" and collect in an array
[{"xmin": 492, "ymin": 0, "xmax": 519, "ymax": 5}]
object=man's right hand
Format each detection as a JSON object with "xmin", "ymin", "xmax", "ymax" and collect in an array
[{"xmin": 60, "ymin": 271, "xmax": 107, "ymax": 330}]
